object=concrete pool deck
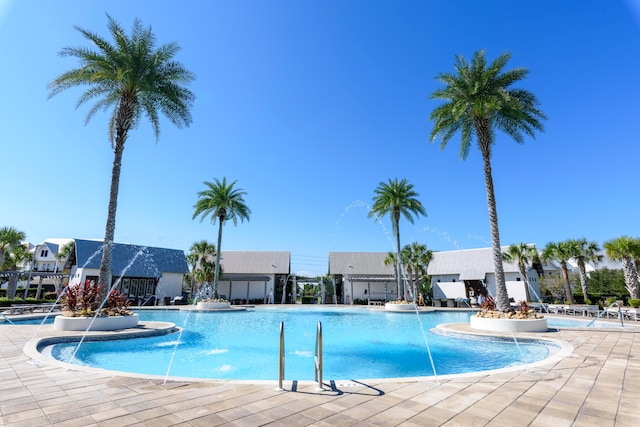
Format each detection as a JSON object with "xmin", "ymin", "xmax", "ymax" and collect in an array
[{"xmin": 1, "ymin": 317, "xmax": 639, "ymax": 426}]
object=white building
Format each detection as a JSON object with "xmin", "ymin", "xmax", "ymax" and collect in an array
[
  {"xmin": 328, "ymin": 252, "xmax": 397, "ymax": 304},
  {"xmin": 329, "ymin": 246, "xmax": 544, "ymax": 305},
  {"xmin": 30, "ymin": 238, "xmax": 74, "ymax": 273},
  {"xmin": 427, "ymin": 247, "xmax": 542, "ymax": 304},
  {"xmin": 67, "ymin": 239, "xmax": 189, "ymax": 304},
  {"xmin": 214, "ymin": 251, "xmax": 290, "ymax": 303}
]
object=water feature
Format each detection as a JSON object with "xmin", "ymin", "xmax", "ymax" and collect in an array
[
  {"xmin": 400, "ymin": 273, "xmax": 439, "ymax": 382},
  {"xmin": 48, "ymin": 307, "xmax": 558, "ymax": 381},
  {"xmin": 66, "ymin": 246, "xmax": 148, "ymax": 363},
  {"xmin": 163, "ymin": 306, "xmax": 192, "ymax": 384},
  {"xmin": 24, "ymin": 246, "xmax": 104, "ymax": 348}
]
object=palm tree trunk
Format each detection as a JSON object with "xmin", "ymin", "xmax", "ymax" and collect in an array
[
  {"xmin": 7, "ymin": 275, "xmax": 18, "ymax": 300},
  {"xmin": 519, "ymin": 264, "xmax": 531, "ymax": 302},
  {"xmin": 577, "ymin": 261, "xmax": 589, "ymax": 302},
  {"xmin": 622, "ymin": 257, "xmax": 639, "ymax": 299},
  {"xmin": 98, "ymin": 94, "xmax": 135, "ymax": 289},
  {"xmin": 560, "ymin": 262, "xmax": 573, "ymax": 303},
  {"xmin": 214, "ymin": 218, "xmax": 224, "ymax": 298},
  {"xmin": 98, "ymin": 140, "xmax": 125, "ymax": 289},
  {"xmin": 480, "ymin": 147, "xmax": 509, "ymax": 311},
  {"xmin": 393, "ymin": 215, "xmax": 403, "ymax": 300}
]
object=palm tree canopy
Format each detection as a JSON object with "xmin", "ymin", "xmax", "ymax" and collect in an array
[
  {"xmin": 570, "ymin": 238, "xmax": 602, "ymax": 265},
  {"xmin": 541, "ymin": 241, "xmax": 574, "ymax": 264},
  {"xmin": 604, "ymin": 236, "xmax": 640, "ymax": 261},
  {"xmin": 502, "ymin": 243, "xmax": 538, "ymax": 268},
  {"xmin": 0, "ymin": 227, "xmax": 26, "ymax": 250},
  {"xmin": 429, "ymin": 49, "xmax": 546, "ymax": 158},
  {"xmin": 192, "ymin": 178, "xmax": 251, "ymax": 226},
  {"xmin": 0, "ymin": 227, "xmax": 27, "ymax": 267},
  {"xmin": 403, "ymin": 242, "xmax": 433, "ymax": 275},
  {"xmin": 189, "ymin": 240, "xmax": 216, "ymax": 260},
  {"xmin": 0, "ymin": 244, "xmax": 32, "ymax": 271},
  {"xmin": 368, "ymin": 178, "xmax": 427, "ymax": 225},
  {"xmin": 48, "ymin": 14, "xmax": 195, "ymax": 143}
]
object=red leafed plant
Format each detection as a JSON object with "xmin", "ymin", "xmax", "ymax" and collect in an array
[
  {"xmin": 63, "ymin": 280, "xmax": 132, "ymax": 317},
  {"xmin": 105, "ymin": 289, "xmax": 131, "ymax": 311},
  {"xmin": 480, "ymin": 294, "xmax": 496, "ymax": 311}
]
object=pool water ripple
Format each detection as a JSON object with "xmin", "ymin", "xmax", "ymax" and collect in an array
[{"xmin": 50, "ymin": 307, "xmax": 556, "ymax": 380}]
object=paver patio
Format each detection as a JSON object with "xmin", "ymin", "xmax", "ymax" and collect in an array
[{"xmin": 0, "ymin": 317, "xmax": 638, "ymax": 426}]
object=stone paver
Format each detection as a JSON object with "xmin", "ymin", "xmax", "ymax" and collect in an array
[{"xmin": 1, "ymin": 318, "xmax": 639, "ymax": 426}]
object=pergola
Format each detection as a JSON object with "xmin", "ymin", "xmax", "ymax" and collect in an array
[
  {"xmin": 0, "ymin": 271, "xmax": 68, "ymax": 299},
  {"xmin": 343, "ymin": 274, "xmax": 395, "ymax": 304}
]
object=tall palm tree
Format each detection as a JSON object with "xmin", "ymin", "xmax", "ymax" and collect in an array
[
  {"xmin": 0, "ymin": 227, "xmax": 27, "ymax": 299},
  {"xmin": 402, "ymin": 242, "xmax": 433, "ymax": 300},
  {"xmin": 502, "ymin": 243, "xmax": 539, "ymax": 302},
  {"xmin": 1, "ymin": 245, "xmax": 32, "ymax": 300},
  {"xmin": 604, "ymin": 236, "xmax": 640, "ymax": 300},
  {"xmin": 187, "ymin": 240, "xmax": 217, "ymax": 298},
  {"xmin": 52, "ymin": 241, "xmax": 75, "ymax": 296},
  {"xmin": 541, "ymin": 241, "xmax": 575, "ymax": 304},
  {"xmin": 0, "ymin": 226, "xmax": 26, "ymax": 268},
  {"xmin": 369, "ymin": 178, "xmax": 426, "ymax": 300},
  {"xmin": 568, "ymin": 238, "xmax": 602, "ymax": 303},
  {"xmin": 429, "ymin": 50, "xmax": 546, "ymax": 312},
  {"xmin": 193, "ymin": 178, "xmax": 250, "ymax": 297},
  {"xmin": 48, "ymin": 15, "xmax": 195, "ymax": 290}
]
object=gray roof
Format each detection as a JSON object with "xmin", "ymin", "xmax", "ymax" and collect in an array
[
  {"xmin": 45, "ymin": 242, "xmax": 60, "ymax": 253},
  {"xmin": 329, "ymin": 252, "xmax": 395, "ymax": 275},
  {"xmin": 219, "ymin": 251, "xmax": 290, "ymax": 275},
  {"xmin": 330, "ymin": 248, "xmax": 524, "ymax": 281},
  {"xmin": 74, "ymin": 239, "xmax": 189, "ymax": 277},
  {"xmin": 427, "ymin": 247, "xmax": 522, "ymax": 280}
]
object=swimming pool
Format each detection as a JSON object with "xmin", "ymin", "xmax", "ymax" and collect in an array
[{"xmin": 49, "ymin": 307, "xmax": 559, "ymax": 381}]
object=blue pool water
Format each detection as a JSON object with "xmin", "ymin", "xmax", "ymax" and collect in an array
[{"xmin": 50, "ymin": 307, "xmax": 559, "ymax": 380}]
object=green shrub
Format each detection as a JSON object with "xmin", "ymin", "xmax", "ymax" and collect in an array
[
  {"xmin": 629, "ymin": 299, "xmax": 640, "ymax": 308},
  {"xmin": 0, "ymin": 297, "xmax": 49, "ymax": 307}
]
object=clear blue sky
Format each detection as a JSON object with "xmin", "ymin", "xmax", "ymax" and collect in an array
[{"xmin": 2, "ymin": 1, "xmax": 639, "ymax": 276}]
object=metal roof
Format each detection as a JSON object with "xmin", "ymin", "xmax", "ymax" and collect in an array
[
  {"xmin": 219, "ymin": 251, "xmax": 290, "ymax": 275},
  {"xmin": 329, "ymin": 252, "xmax": 395, "ymax": 275},
  {"xmin": 74, "ymin": 239, "xmax": 189, "ymax": 277},
  {"xmin": 330, "ymin": 248, "xmax": 524, "ymax": 281},
  {"xmin": 427, "ymin": 247, "xmax": 522, "ymax": 280}
]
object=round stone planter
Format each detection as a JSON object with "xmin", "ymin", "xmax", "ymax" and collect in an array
[
  {"xmin": 196, "ymin": 301, "xmax": 231, "ymax": 310},
  {"xmin": 385, "ymin": 302, "xmax": 417, "ymax": 312},
  {"xmin": 470, "ymin": 315, "xmax": 548, "ymax": 333},
  {"xmin": 53, "ymin": 313, "xmax": 139, "ymax": 331}
]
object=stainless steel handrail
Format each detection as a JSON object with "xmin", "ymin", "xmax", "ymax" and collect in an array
[
  {"xmin": 314, "ymin": 321, "xmax": 323, "ymax": 390},
  {"xmin": 278, "ymin": 321, "xmax": 285, "ymax": 390},
  {"xmin": 587, "ymin": 302, "xmax": 624, "ymax": 328}
]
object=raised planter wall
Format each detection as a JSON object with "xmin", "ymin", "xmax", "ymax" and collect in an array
[
  {"xmin": 196, "ymin": 301, "xmax": 231, "ymax": 310},
  {"xmin": 470, "ymin": 315, "xmax": 548, "ymax": 333},
  {"xmin": 53, "ymin": 314, "xmax": 139, "ymax": 331},
  {"xmin": 385, "ymin": 303, "xmax": 417, "ymax": 312}
]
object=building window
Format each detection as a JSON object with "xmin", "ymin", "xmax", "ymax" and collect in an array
[
  {"xmin": 116, "ymin": 277, "xmax": 158, "ymax": 299},
  {"xmin": 40, "ymin": 250, "xmax": 49, "ymax": 257}
]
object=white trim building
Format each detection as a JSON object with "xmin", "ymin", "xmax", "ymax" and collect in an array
[
  {"xmin": 67, "ymin": 239, "xmax": 189, "ymax": 304},
  {"xmin": 328, "ymin": 252, "xmax": 397, "ymax": 304},
  {"xmin": 427, "ymin": 247, "xmax": 542, "ymax": 304},
  {"xmin": 329, "ymin": 247, "xmax": 544, "ymax": 305},
  {"xmin": 216, "ymin": 251, "xmax": 290, "ymax": 303}
]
